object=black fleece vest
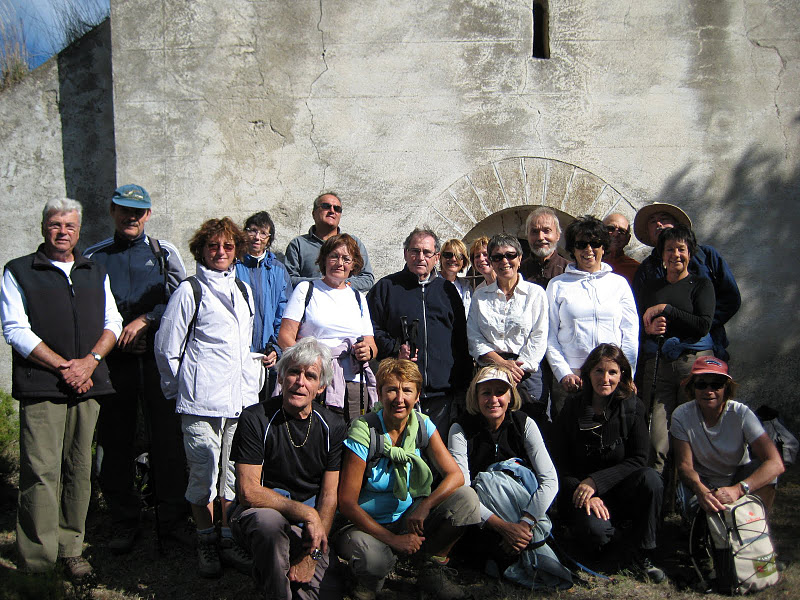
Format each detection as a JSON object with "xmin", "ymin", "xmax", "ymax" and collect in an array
[
  {"xmin": 6, "ymin": 246, "xmax": 113, "ymax": 399},
  {"xmin": 456, "ymin": 410, "xmax": 530, "ymax": 481}
]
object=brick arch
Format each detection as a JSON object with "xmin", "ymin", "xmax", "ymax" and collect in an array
[{"xmin": 426, "ymin": 157, "xmax": 647, "ymax": 257}]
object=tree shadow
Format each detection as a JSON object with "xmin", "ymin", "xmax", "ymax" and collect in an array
[
  {"xmin": 655, "ymin": 120, "xmax": 800, "ymax": 427},
  {"xmin": 56, "ymin": 18, "xmax": 116, "ymax": 250}
]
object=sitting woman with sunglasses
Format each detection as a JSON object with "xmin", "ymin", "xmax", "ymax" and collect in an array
[
  {"xmin": 440, "ymin": 239, "xmax": 472, "ymax": 317},
  {"xmin": 467, "ymin": 234, "xmax": 549, "ymax": 423},
  {"xmin": 546, "ymin": 216, "xmax": 639, "ymax": 418},
  {"xmin": 672, "ymin": 356, "xmax": 784, "ymax": 516},
  {"xmin": 551, "ymin": 344, "xmax": 665, "ymax": 582}
]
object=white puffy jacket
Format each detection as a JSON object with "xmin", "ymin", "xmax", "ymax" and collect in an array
[
  {"xmin": 545, "ymin": 263, "xmax": 639, "ymax": 382},
  {"xmin": 155, "ymin": 264, "xmax": 261, "ymax": 417}
]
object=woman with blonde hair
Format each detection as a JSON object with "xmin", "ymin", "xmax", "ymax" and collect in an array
[
  {"xmin": 440, "ymin": 238, "xmax": 471, "ymax": 315},
  {"xmin": 469, "ymin": 235, "xmax": 496, "ymax": 290}
]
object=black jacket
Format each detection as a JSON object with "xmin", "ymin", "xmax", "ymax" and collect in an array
[
  {"xmin": 367, "ymin": 267, "xmax": 471, "ymax": 395},
  {"xmin": 6, "ymin": 245, "xmax": 114, "ymax": 399}
]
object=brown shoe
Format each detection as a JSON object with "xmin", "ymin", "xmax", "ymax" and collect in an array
[{"xmin": 60, "ymin": 556, "xmax": 94, "ymax": 581}]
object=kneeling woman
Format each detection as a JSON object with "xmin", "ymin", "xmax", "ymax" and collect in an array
[
  {"xmin": 336, "ymin": 359, "xmax": 480, "ymax": 600},
  {"xmin": 672, "ymin": 356, "xmax": 784, "ymax": 516},
  {"xmin": 448, "ymin": 366, "xmax": 566, "ymax": 586},
  {"xmin": 551, "ymin": 344, "xmax": 665, "ymax": 582}
]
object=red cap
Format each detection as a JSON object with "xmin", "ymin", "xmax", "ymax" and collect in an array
[{"xmin": 688, "ymin": 356, "xmax": 731, "ymax": 380}]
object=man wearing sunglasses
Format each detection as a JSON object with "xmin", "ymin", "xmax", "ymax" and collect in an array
[
  {"xmin": 84, "ymin": 184, "xmax": 190, "ymax": 554},
  {"xmin": 284, "ymin": 192, "xmax": 374, "ymax": 292},
  {"xmin": 367, "ymin": 228, "xmax": 471, "ymax": 436},
  {"xmin": 602, "ymin": 213, "xmax": 639, "ymax": 286}
]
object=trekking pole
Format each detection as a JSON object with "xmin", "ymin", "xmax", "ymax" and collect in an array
[
  {"xmin": 356, "ymin": 336, "xmax": 366, "ymax": 416},
  {"xmin": 137, "ymin": 355, "xmax": 163, "ymax": 554},
  {"xmin": 646, "ymin": 334, "xmax": 665, "ymax": 435}
]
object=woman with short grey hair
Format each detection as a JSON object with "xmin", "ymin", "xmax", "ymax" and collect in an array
[{"xmin": 467, "ymin": 233, "xmax": 549, "ymax": 424}]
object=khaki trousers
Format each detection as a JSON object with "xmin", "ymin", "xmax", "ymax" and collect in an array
[{"xmin": 16, "ymin": 397, "xmax": 100, "ymax": 571}]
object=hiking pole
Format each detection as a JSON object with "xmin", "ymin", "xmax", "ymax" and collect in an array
[
  {"xmin": 646, "ymin": 334, "xmax": 665, "ymax": 435},
  {"xmin": 137, "ymin": 355, "xmax": 163, "ymax": 554},
  {"xmin": 356, "ymin": 336, "xmax": 365, "ymax": 416}
]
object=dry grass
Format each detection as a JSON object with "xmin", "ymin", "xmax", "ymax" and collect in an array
[{"xmin": 0, "ymin": 0, "xmax": 29, "ymax": 90}]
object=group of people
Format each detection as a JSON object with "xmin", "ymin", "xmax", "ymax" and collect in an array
[{"xmin": 1, "ymin": 186, "xmax": 786, "ymax": 600}]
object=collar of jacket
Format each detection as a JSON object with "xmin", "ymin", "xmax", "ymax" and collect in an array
[
  {"xmin": 32, "ymin": 244, "xmax": 92, "ymax": 270},
  {"xmin": 112, "ymin": 231, "xmax": 146, "ymax": 249},
  {"xmin": 241, "ymin": 251, "xmax": 276, "ymax": 269},
  {"xmin": 399, "ymin": 266, "xmax": 439, "ymax": 287}
]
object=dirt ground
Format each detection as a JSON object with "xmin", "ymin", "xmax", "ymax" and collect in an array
[{"xmin": 0, "ymin": 460, "xmax": 798, "ymax": 600}]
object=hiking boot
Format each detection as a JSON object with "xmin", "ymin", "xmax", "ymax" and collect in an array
[
  {"xmin": 60, "ymin": 556, "xmax": 94, "ymax": 582},
  {"xmin": 109, "ymin": 525, "xmax": 139, "ymax": 554},
  {"xmin": 219, "ymin": 536, "xmax": 252, "ymax": 574},
  {"xmin": 632, "ymin": 551, "xmax": 665, "ymax": 583},
  {"xmin": 417, "ymin": 560, "xmax": 465, "ymax": 599},
  {"xmin": 197, "ymin": 533, "xmax": 222, "ymax": 579},
  {"xmin": 161, "ymin": 522, "xmax": 196, "ymax": 548}
]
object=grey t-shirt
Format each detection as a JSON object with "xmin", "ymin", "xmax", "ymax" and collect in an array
[{"xmin": 671, "ymin": 400, "xmax": 764, "ymax": 489}]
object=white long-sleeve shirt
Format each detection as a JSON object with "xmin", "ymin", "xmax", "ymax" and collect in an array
[
  {"xmin": 467, "ymin": 275, "xmax": 548, "ymax": 372},
  {"xmin": 545, "ymin": 263, "xmax": 639, "ymax": 382},
  {"xmin": 1, "ymin": 266, "xmax": 122, "ymax": 357}
]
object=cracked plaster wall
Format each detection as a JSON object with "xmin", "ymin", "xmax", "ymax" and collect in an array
[{"xmin": 1, "ymin": 1, "xmax": 798, "ymax": 413}]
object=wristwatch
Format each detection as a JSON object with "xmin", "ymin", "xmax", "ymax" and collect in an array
[
  {"xmin": 739, "ymin": 480, "xmax": 750, "ymax": 495},
  {"xmin": 520, "ymin": 516, "xmax": 537, "ymax": 530},
  {"xmin": 90, "ymin": 352, "xmax": 102, "ymax": 363}
]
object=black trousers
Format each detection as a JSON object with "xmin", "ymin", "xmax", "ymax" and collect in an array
[
  {"xmin": 559, "ymin": 467, "xmax": 663, "ymax": 551},
  {"xmin": 97, "ymin": 354, "xmax": 188, "ymax": 528}
]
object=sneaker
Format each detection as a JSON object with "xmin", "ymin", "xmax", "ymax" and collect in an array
[
  {"xmin": 197, "ymin": 534, "xmax": 222, "ymax": 579},
  {"xmin": 417, "ymin": 560, "xmax": 465, "ymax": 600},
  {"xmin": 109, "ymin": 525, "xmax": 139, "ymax": 554},
  {"xmin": 219, "ymin": 536, "xmax": 252, "ymax": 574},
  {"xmin": 60, "ymin": 556, "xmax": 94, "ymax": 582},
  {"xmin": 632, "ymin": 551, "xmax": 665, "ymax": 584}
]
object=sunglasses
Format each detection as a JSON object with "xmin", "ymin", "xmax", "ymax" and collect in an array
[
  {"xmin": 490, "ymin": 251, "xmax": 519, "ymax": 262},
  {"xmin": 319, "ymin": 202, "xmax": 343, "ymax": 213},
  {"xmin": 694, "ymin": 378, "xmax": 727, "ymax": 390},
  {"xmin": 574, "ymin": 239, "xmax": 603, "ymax": 250},
  {"xmin": 442, "ymin": 251, "xmax": 465, "ymax": 260}
]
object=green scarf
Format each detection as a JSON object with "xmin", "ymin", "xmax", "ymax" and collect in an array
[{"xmin": 348, "ymin": 409, "xmax": 433, "ymax": 500}]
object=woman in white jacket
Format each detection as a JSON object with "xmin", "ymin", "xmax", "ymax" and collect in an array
[
  {"xmin": 546, "ymin": 216, "xmax": 638, "ymax": 417},
  {"xmin": 155, "ymin": 217, "xmax": 261, "ymax": 578}
]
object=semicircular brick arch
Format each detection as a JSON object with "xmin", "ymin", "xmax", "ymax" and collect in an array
[{"xmin": 426, "ymin": 157, "xmax": 647, "ymax": 258}]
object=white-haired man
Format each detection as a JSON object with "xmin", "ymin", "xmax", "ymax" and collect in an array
[
  {"xmin": 519, "ymin": 207, "xmax": 568, "ymax": 288},
  {"xmin": 1, "ymin": 199, "xmax": 122, "ymax": 578},
  {"xmin": 230, "ymin": 337, "xmax": 346, "ymax": 599}
]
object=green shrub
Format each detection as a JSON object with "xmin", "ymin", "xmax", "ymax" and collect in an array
[{"xmin": 0, "ymin": 389, "xmax": 19, "ymax": 473}]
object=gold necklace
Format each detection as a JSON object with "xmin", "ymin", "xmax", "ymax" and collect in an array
[{"xmin": 283, "ymin": 408, "xmax": 313, "ymax": 448}]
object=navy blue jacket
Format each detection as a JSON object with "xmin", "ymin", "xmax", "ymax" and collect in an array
[
  {"xmin": 633, "ymin": 244, "xmax": 740, "ymax": 359},
  {"xmin": 235, "ymin": 252, "xmax": 292, "ymax": 354},
  {"xmin": 367, "ymin": 267, "xmax": 471, "ymax": 395}
]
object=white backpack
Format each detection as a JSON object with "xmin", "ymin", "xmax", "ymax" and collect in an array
[{"xmin": 704, "ymin": 494, "xmax": 779, "ymax": 594}]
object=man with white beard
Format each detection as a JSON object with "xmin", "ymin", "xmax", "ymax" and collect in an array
[{"xmin": 520, "ymin": 207, "xmax": 568, "ymax": 289}]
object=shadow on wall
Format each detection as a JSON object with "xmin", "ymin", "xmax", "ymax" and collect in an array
[
  {"xmin": 656, "ymin": 123, "xmax": 800, "ymax": 426},
  {"xmin": 57, "ymin": 18, "xmax": 116, "ymax": 249}
]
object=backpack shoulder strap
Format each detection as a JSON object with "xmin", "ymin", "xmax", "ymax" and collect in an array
[
  {"xmin": 416, "ymin": 413, "xmax": 430, "ymax": 450},
  {"xmin": 180, "ymin": 276, "xmax": 202, "ymax": 365},
  {"xmin": 234, "ymin": 277, "xmax": 253, "ymax": 316},
  {"xmin": 363, "ymin": 411, "xmax": 384, "ymax": 472},
  {"xmin": 301, "ymin": 281, "xmax": 314, "ymax": 324},
  {"xmin": 148, "ymin": 237, "xmax": 169, "ymax": 299},
  {"xmin": 352, "ymin": 286, "xmax": 363, "ymax": 316}
]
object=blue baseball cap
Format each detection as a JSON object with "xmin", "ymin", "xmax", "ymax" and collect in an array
[{"xmin": 112, "ymin": 184, "xmax": 151, "ymax": 209}]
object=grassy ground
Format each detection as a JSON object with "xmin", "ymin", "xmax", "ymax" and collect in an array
[{"xmin": 0, "ymin": 432, "xmax": 797, "ymax": 600}]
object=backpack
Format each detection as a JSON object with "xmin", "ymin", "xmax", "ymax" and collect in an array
[
  {"xmin": 691, "ymin": 494, "xmax": 779, "ymax": 595},
  {"xmin": 755, "ymin": 405, "xmax": 798, "ymax": 466},
  {"xmin": 362, "ymin": 410, "xmax": 429, "ymax": 473},
  {"xmin": 179, "ymin": 275, "xmax": 252, "ymax": 364}
]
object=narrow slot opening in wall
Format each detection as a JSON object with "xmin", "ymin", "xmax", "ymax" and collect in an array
[{"xmin": 532, "ymin": 1, "xmax": 550, "ymax": 59}]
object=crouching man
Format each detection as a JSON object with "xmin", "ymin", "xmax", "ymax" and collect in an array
[{"xmin": 230, "ymin": 337, "xmax": 345, "ymax": 599}]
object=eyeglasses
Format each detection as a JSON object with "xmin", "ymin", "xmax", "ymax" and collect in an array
[
  {"xmin": 574, "ymin": 239, "xmax": 603, "ymax": 250},
  {"xmin": 245, "ymin": 228, "xmax": 270, "ymax": 239},
  {"xmin": 318, "ymin": 202, "xmax": 342, "ymax": 213},
  {"xmin": 490, "ymin": 251, "xmax": 519, "ymax": 262},
  {"xmin": 206, "ymin": 243, "xmax": 236, "ymax": 252},
  {"xmin": 606, "ymin": 226, "xmax": 629, "ymax": 235},
  {"xmin": 407, "ymin": 248, "xmax": 437, "ymax": 258},
  {"xmin": 694, "ymin": 378, "xmax": 727, "ymax": 391},
  {"xmin": 442, "ymin": 251, "xmax": 465, "ymax": 261},
  {"xmin": 327, "ymin": 253, "xmax": 353, "ymax": 265}
]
